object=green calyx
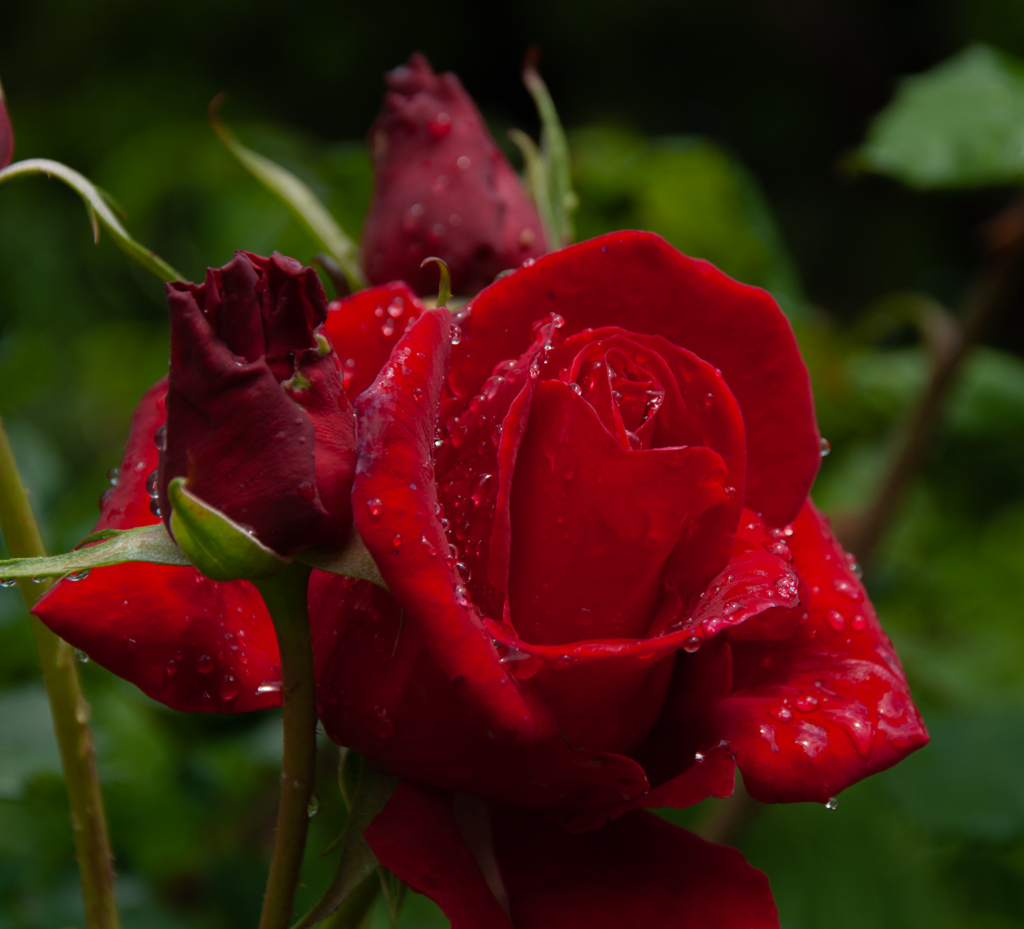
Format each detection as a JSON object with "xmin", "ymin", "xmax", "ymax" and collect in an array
[{"xmin": 167, "ymin": 477, "xmax": 289, "ymax": 582}]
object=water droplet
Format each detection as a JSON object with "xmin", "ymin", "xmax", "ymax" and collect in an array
[
  {"xmin": 30, "ymin": 576, "xmax": 45, "ymax": 584},
  {"xmin": 796, "ymin": 694, "xmax": 819, "ymax": 712},
  {"xmin": 450, "ymin": 325, "xmax": 463, "ymax": 346},
  {"xmin": 844, "ymin": 552, "xmax": 864, "ymax": 579},
  {"xmin": 366, "ymin": 498, "xmax": 384, "ymax": 517},
  {"xmin": 820, "ymin": 437, "xmax": 831, "ymax": 457},
  {"xmin": 73, "ymin": 649, "xmax": 89, "ymax": 664},
  {"xmin": 454, "ymin": 584, "xmax": 470, "ymax": 607},
  {"xmin": 794, "ymin": 722, "xmax": 828, "ymax": 758},
  {"xmin": 196, "ymin": 654, "xmax": 215, "ymax": 674},
  {"xmin": 67, "ymin": 570, "xmax": 91, "ymax": 581},
  {"xmin": 851, "ymin": 614, "xmax": 867, "ymax": 631},
  {"xmin": 421, "ymin": 535, "xmax": 438, "ymax": 556},
  {"xmin": 387, "ymin": 298, "xmax": 404, "ymax": 318},
  {"xmin": 775, "ymin": 575, "xmax": 799, "ymax": 599},
  {"xmin": 297, "ymin": 481, "xmax": 316, "ymax": 501},
  {"xmin": 219, "ymin": 675, "xmax": 238, "ymax": 701},
  {"xmin": 457, "ymin": 155, "xmax": 471, "ymax": 169},
  {"xmin": 391, "ymin": 533, "xmax": 402, "ymax": 550},
  {"xmin": 372, "ymin": 706, "xmax": 395, "ymax": 738},
  {"xmin": 682, "ymin": 636, "xmax": 701, "ymax": 653},
  {"xmin": 126, "ymin": 638, "xmax": 137, "ymax": 651},
  {"xmin": 768, "ymin": 540, "xmax": 791, "ymax": 561},
  {"xmin": 758, "ymin": 722, "xmax": 779, "ymax": 753},
  {"xmin": 145, "ymin": 470, "xmax": 159, "ymax": 499},
  {"xmin": 771, "ymin": 704, "xmax": 793, "ymax": 722},
  {"xmin": 412, "ymin": 387, "xmax": 423, "ymax": 402},
  {"xmin": 0, "ymin": 578, "xmax": 15, "ymax": 588},
  {"xmin": 833, "ymin": 578, "xmax": 863, "ymax": 601},
  {"xmin": 165, "ymin": 659, "xmax": 178, "ymax": 677},
  {"xmin": 826, "ymin": 609, "xmax": 846, "ymax": 632},
  {"xmin": 694, "ymin": 752, "xmax": 705, "ymax": 763},
  {"xmin": 307, "ymin": 794, "xmax": 320, "ymax": 818},
  {"xmin": 456, "ymin": 561, "xmax": 472, "ymax": 583},
  {"xmin": 826, "ymin": 796, "xmax": 839, "ymax": 811},
  {"xmin": 107, "ymin": 466, "xmax": 120, "ymax": 485},
  {"xmin": 149, "ymin": 498, "xmax": 162, "ymax": 518},
  {"xmin": 153, "ymin": 424, "xmax": 167, "ymax": 451},
  {"xmin": 257, "ymin": 680, "xmax": 282, "ymax": 695}
]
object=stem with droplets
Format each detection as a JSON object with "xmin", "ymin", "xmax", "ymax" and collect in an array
[{"xmin": 0, "ymin": 416, "xmax": 120, "ymax": 929}]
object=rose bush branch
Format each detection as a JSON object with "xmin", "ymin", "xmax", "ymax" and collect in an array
[
  {"xmin": 0, "ymin": 417, "xmax": 120, "ymax": 929},
  {"xmin": 843, "ymin": 195, "xmax": 1024, "ymax": 566}
]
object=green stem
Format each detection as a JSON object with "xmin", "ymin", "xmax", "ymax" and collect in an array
[
  {"xmin": 254, "ymin": 561, "xmax": 317, "ymax": 929},
  {"xmin": 0, "ymin": 416, "xmax": 120, "ymax": 929}
]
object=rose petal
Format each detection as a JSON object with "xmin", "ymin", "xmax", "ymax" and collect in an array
[
  {"xmin": 508, "ymin": 379, "xmax": 731, "ymax": 645},
  {"xmin": 352, "ymin": 309, "xmax": 556, "ymax": 745},
  {"xmin": 711, "ymin": 501, "xmax": 929, "ymax": 803},
  {"xmin": 33, "ymin": 380, "xmax": 281, "ymax": 713},
  {"xmin": 322, "ymin": 282, "xmax": 426, "ymax": 400},
  {"xmin": 366, "ymin": 780, "xmax": 780, "ymax": 929},
  {"xmin": 455, "ymin": 231, "xmax": 820, "ymax": 526},
  {"xmin": 311, "ymin": 574, "xmax": 649, "ymax": 811},
  {"xmin": 365, "ymin": 781, "xmax": 515, "ymax": 929}
]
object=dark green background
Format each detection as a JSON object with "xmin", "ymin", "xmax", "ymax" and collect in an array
[{"xmin": 3, "ymin": 2, "xmax": 1024, "ymax": 927}]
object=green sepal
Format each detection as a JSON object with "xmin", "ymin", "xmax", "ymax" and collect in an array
[
  {"xmin": 0, "ymin": 524, "xmax": 191, "ymax": 582},
  {"xmin": 292, "ymin": 757, "xmax": 400, "ymax": 929},
  {"xmin": 167, "ymin": 477, "xmax": 289, "ymax": 582},
  {"xmin": 298, "ymin": 531, "xmax": 387, "ymax": 590}
]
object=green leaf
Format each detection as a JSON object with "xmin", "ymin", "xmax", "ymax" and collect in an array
[
  {"xmin": 0, "ymin": 524, "xmax": 190, "ymax": 581},
  {"xmin": 571, "ymin": 127, "xmax": 804, "ymax": 314},
  {"xmin": 167, "ymin": 477, "xmax": 289, "ymax": 582},
  {"xmin": 293, "ymin": 761, "xmax": 399, "ymax": 929},
  {"xmin": 0, "ymin": 158, "xmax": 184, "ymax": 282},
  {"xmin": 857, "ymin": 44, "xmax": 1024, "ymax": 189},
  {"xmin": 522, "ymin": 63, "xmax": 577, "ymax": 247},
  {"xmin": 210, "ymin": 101, "xmax": 368, "ymax": 291},
  {"xmin": 0, "ymin": 684, "xmax": 62, "ymax": 799}
]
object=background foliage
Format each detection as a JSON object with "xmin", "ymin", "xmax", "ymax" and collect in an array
[{"xmin": 3, "ymin": 1, "xmax": 1024, "ymax": 926}]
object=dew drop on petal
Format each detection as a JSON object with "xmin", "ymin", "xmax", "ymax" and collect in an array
[
  {"xmin": 851, "ymin": 613, "xmax": 867, "ymax": 631},
  {"xmin": 796, "ymin": 694, "xmax": 819, "ymax": 712},
  {"xmin": 820, "ymin": 437, "xmax": 831, "ymax": 457},
  {"xmin": 421, "ymin": 535, "xmax": 438, "ymax": 557},
  {"xmin": 165, "ymin": 659, "xmax": 178, "ymax": 677},
  {"xmin": 827, "ymin": 609, "xmax": 846, "ymax": 632},
  {"xmin": 366, "ymin": 498, "xmax": 384, "ymax": 517},
  {"xmin": 219, "ymin": 675, "xmax": 238, "ymax": 702},
  {"xmin": 196, "ymin": 655, "xmax": 215, "ymax": 674},
  {"xmin": 826, "ymin": 796, "xmax": 839, "ymax": 811},
  {"xmin": 682, "ymin": 636, "xmax": 701, "ymax": 654},
  {"xmin": 73, "ymin": 649, "xmax": 89, "ymax": 664}
]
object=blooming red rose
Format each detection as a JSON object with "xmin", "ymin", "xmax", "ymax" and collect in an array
[
  {"xmin": 157, "ymin": 251, "xmax": 356, "ymax": 556},
  {"xmin": 361, "ymin": 53, "xmax": 547, "ymax": 296},
  {"xmin": 0, "ymin": 81, "xmax": 13, "ymax": 169},
  {"xmin": 311, "ymin": 231, "xmax": 928, "ymax": 827}
]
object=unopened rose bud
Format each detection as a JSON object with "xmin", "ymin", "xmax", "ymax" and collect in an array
[
  {"xmin": 157, "ymin": 251, "xmax": 356, "ymax": 557},
  {"xmin": 0, "ymin": 78, "xmax": 14, "ymax": 169},
  {"xmin": 361, "ymin": 53, "xmax": 547, "ymax": 296}
]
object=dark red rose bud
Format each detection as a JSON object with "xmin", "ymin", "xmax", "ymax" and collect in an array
[
  {"xmin": 157, "ymin": 251, "xmax": 356, "ymax": 557},
  {"xmin": 0, "ymin": 80, "xmax": 14, "ymax": 169},
  {"xmin": 361, "ymin": 53, "xmax": 547, "ymax": 296}
]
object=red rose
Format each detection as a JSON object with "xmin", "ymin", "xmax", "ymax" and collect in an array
[
  {"xmin": 313, "ymin": 231, "xmax": 928, "ymax": 823},
  {"xmin": 361, "ymin": 53, "xmax": 547, "ymax": 296},
  {"xmin": 157, "ymin": 251, "xmax": 356, "ymax": 556}
]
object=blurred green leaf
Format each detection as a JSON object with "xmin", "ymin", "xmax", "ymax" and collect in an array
[
  {"xmin": 571, "ymin": 126, "xmax": 804, "ymax": 313},
  {"xmin": 858, "ymin": 44, "xmax": 1024, "ymax": 189},
  {"xmin": 0, "ymin": 684, "xmax": 60, "ymax": 799}
]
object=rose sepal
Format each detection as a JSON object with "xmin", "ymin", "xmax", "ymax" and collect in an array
[
  {"xmin": 298, "ymin": 531, "xmax": 387, "ymax": 590},
  {"xmin": 0, "ymin": 523, "xmax": 191, "ymax": 581},
  {"xmin": 167, "ymin": 476, "xmax": 290, "ymax": 582}
]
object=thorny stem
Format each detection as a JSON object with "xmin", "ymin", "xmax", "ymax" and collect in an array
[
  {"xmin": 0, "ymin": 416, "xmax": 120, "ymax": 929},
  {"xmin": 254, "ymin": 561, "xmax": 317, "ymax": 929}
]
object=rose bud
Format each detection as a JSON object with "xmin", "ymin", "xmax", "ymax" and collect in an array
[
  {"xmin": 157, "ymin": 251, "xmax": 356, "ymax": 558},
  {"xmin": 361, "ymin": 53, "xmax": 547, "ymax": 296},
  {"xmin": 0, "ymin": 78, "xmax": 14, "ymax": 169}
]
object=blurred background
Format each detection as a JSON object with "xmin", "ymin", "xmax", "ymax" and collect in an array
[{"xmin": 2, "ymin": 1, "xmax": 1024, "ymax": 926}]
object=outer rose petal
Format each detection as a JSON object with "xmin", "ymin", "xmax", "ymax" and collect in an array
[
  {"xmin": 33, "ymin": 380, "xmax": 281, "ymax": 713},
  {"xmin": 366, "ymin": 780, "xmax": 780, "ymax": 929},
  {"xmin": 454, "ymin": 231, "xmax": 820, "ymax": 526},
  {"xmin": 352, "ymin": 309, "xmax": 556, "ymax": 744},
  {"xmin": 311, "ymin": 575, "xmax": 649, "ymax": 812},
  {"xmin": 322, "ymin": 282, "xmax": 426, "ymax": 400},
  {"xmin": 711, "ymin": 500, "xmax": 929, "ymax": 803}
]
